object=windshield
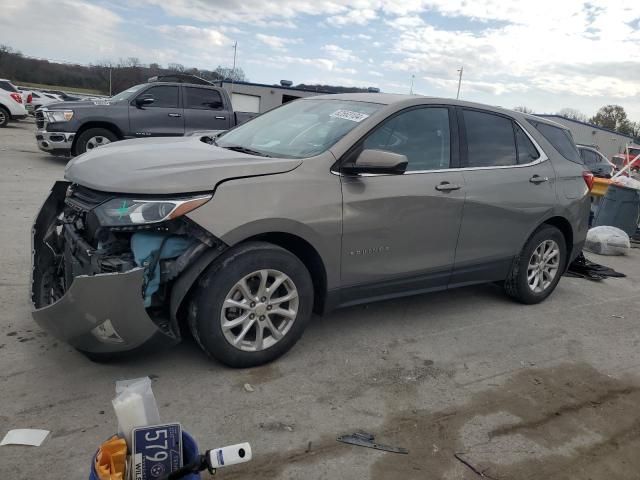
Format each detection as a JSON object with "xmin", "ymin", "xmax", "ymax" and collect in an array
[
  {"xmin": 110, "ymin": 84, "xmax": 147, "ymax": 101},
  {"xmin": 628, "ymin": 148, "xmax": 640, "ymax": 157},
  {"xmin": 217, "ymin": 99, "xmax": 382, "ymax": 158}
]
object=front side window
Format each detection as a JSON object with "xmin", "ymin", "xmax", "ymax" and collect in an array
[
  {"xmin": 217, "ymin": 99, "xmax": 381, "ymax": 158},
  {"xmin": 580, "ymin": 148, "xmax": 598, "ymax": 166},
  {"xmin": 136, "ymin": 86, "xmax": 179, "ymax": 108},
  {"xmin": 464, "ymin": 110, "xmax": 517, "ymax": 167},
  {"xmin": 184, "ymin": 87, "xmax": 223, "ymax": 110},
  {"xmin": 362, "ymin": 107, "xmax": 451, "ymax": 171},
  {"xmin": 529, "ymin": 121, "xmax": 581, "ymax": 164}
]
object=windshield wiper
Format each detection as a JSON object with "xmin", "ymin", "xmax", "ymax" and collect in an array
[{"xmin": 220, "ymin": 145, "xmax": 271, "ymax": 157}]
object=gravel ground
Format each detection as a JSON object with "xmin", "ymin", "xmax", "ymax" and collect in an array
[{"xmin": 1, "ymin": 119, "xmax": 640, "ymax": 479}]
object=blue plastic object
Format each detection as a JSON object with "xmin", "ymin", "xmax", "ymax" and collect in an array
[
  {"xmin": 90, "ymin": 431, "xmax": 200, "ymax": 480},
  {"xmin": 131, "ymin": 232, "xmax": 196, "ymax": 306}
]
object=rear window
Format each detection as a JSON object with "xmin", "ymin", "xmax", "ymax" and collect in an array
[
  {"xmin": 463, "ymin": 109, "xmax": 517, "ymax": 167},
  {"xmin": 0, "ymin": 80, "xmax": 18, "ymax": 93},
  {"xmin": 529, "ymin": 121, "xmax": 582, "ymax": 163}
]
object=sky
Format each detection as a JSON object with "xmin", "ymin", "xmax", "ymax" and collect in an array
[{"xmin": 1, "ymin": 0, "xmax": 640, "ymax": 119}]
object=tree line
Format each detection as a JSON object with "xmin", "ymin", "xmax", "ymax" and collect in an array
[
  {"xmin": 514, "ymin": 105, "xmax": 640, "ymax": 139},
  {"xmin": 0, "ymin": 44, "xmax": 246, "ymax": 94},
  {"xmin": 0, "ymin": 44, "xmax": 369, "ymax": 96}
]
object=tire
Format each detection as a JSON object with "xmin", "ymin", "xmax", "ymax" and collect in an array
[
  {"xmin": 189, "ymin": 241, "xmax": 314, "ymax": 368},
  {"xmin": 504, "ymin": 225, "xmax": 567, "ymax": 304},
  {"xmin": 0, "ymin": 106, "xmax": 9, "ymax": 128},
  {"xmin": 74, "ymin": 127, "xmax": 117, "ymax": 155}
]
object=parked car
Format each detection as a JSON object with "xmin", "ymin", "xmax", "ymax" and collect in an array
[
  {"xmin": 611, "ymin": 145, "xmax": 640, "ymax": 173},
  {"xmin": 35, "ymin": 80, "xmax": 256, "ymax": 156},
  {"xmin": 32, "ymin": 94, "xmax": 591, "ymax": 366},
  {"xmin": 0, "ymin": 78, "xmax": 21, "ymax": 95},
  {"xmin": 0, "ymin": 87, "xmax": 28, "ymax": 127},
  {"xmin": 577, "ymin": 145, "xmax": 615, "ymax": 178}
]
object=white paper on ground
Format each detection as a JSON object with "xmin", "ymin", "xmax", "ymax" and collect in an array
[{"xmin": 1, "ymin": 429, "xmax": 50, "ymax": 446}]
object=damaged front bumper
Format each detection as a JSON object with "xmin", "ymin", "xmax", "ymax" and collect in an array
[
  {"xmin": 32, "ymin": 267, "xmax": 176, "ymax": 353},
  {"xmin": 31, "ymin": 181, "xmax": 221, "ymax": 355}
]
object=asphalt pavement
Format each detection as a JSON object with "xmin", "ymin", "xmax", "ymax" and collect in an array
[{"xmin": 1, "ymin": 119, "xmax": 640, "ymax": 479}]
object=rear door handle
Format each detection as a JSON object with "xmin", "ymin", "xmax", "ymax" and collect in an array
[
  {"xmin": 435, "ymin": 182, "xmax": 462, "ymax": 192},
  {"xmin": 215, "ymin": 116, "xmax": 226, "ymax": 120},
  {"xmin": 529, "ymin": 175, "xmax": 549, "ymax": 184},
  {"xmin": 168, "ymin": 113, "xmax": 182, "ymax": 117}
]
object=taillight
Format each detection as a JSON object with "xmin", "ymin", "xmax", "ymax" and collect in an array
[
  {"xmin": 10, "ymin": 93, "xmax": 22, "ymax": 104},
  {"xmin": 582, "ymin": 171, "xmax": 594, "ymax": 191},
  {"xmin": 27, "ymin": 93, "xmax": 32, "ymax": 103}
]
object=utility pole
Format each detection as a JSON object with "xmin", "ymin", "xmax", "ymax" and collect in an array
[
  {"xmin": 409, "ymin": 74, "xmax": 415, "ymax": 95},
  {"xmin": 109, "ymin": 67, "xmax": 112, "ymax": 96},
  {"xmin": 456, "ymin": 66, "xmax": 463, "ymax": 99},
  {"xmin": 230, "ymin": 41, "xmax": 238, "ymax": 93}
]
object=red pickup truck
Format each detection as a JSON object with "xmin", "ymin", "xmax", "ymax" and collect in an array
[{"xmin": 611, "ymin": 145, "xmax": 640, "ymax": 173}]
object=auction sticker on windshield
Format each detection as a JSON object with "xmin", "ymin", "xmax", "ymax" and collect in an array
[{"xmin": 330, "ymin": 110, "xmax": 370, "ymax": 122}]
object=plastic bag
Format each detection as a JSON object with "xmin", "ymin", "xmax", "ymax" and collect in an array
[
  {"xmin": 112, "ymin": 377, "xmax": 161, "ymax": 448},
  {"xmin": 613, "ymin": 176, "xmax": 640, "ymax": 190},
  {"xmin": 584, "ymin": 226, "xmax": 630, "ymax": 256}
]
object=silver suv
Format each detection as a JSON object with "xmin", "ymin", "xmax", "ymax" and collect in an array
[{"xmin": 32, "ymin": 94, "xmax": 591, "ymax": 367}]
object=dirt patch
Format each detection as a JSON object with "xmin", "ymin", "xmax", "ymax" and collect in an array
[
  {"xmin": 222, "ymin": 363, "xmax": 640, "ymax": 479},
  {"xmin": 370, "ymin": 363, "xmax": 640, "ymax": 480}
]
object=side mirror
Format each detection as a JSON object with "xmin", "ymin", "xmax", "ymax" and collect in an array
[
  {"xmin": 342, "ymin": 149, "xmax": 408, "ymax": 175},
  {"xmin": 135, "ymin": 96, "xmax": 155, "ymax": 108}
]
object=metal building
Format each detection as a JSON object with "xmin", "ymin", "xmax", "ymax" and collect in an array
[
  {"xmin": 215, "ymin": 80, "xmax": 330, "ymax": 114},
  {"xmin": 535, "ymin": 114, "xmax": 635, "ymax": 160}
]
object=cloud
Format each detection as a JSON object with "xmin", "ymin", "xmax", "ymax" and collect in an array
[
  {"xmin": 0, "ymin": 0, "xmax": 122, "ymax": 62},
  {"xmin": 255, "ymin": 34, "xmax": 302, "ymax": 50},
  {"xmin": 322, "ymin": 44, "xmax": 359, "ymax": 62},
  {"xmin": 327, "ymin": 8, "xmax": 377, "ymax": 26}
]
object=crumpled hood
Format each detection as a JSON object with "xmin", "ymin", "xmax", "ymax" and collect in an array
[{"xmin": 64, "ymin": 136, "xmax": 302, "ymax": 194}]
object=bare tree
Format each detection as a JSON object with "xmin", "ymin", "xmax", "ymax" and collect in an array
[{"xmin": 557, "ymin": 108, "xmax": 587, "ymax": 122}]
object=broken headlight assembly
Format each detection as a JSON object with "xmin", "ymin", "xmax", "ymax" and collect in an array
[{"xmin": 93, "ymin": 194, "xmax": 212, "ymax": 227}]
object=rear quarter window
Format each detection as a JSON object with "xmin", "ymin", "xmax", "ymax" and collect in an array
[{"xmin": 529, "ymin": 121, "xmax": 582, "ymax": 164}]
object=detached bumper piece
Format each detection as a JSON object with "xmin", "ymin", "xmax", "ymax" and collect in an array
[
  {"xmin": 31, "ymin": 181, "xmax": 219, "ymax": 355},
  {"xmin": 32, "ymin": 268, "xmax": 174, "ymax": 353}
]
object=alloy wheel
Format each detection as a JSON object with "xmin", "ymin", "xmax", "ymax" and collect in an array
[
  {"xmin": 85, "ymin": 135, "xmax": 111, "ymax": 150},
  {"xmin": 527, "ymin": 239, "xmax": 560, "ymax": 293},
  {"xmin": 0, "ymin": 110, "xmax": 6, "ymax": 126},
  {"xmin": 220, "ymin": 269, "xmax": 299, "ymax": 352}
]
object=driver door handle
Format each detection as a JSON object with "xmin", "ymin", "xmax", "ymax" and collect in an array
[
  {"xmin": 168, "ymin": 113, "xmax": 182, "ymax": 117},
  {"xmin": 435, "ymin": 182, "xmax": 462, "ymax": 192},
  {"xmin": 529, "ymin": 175, "xmax": 549, "ymax": 184}
]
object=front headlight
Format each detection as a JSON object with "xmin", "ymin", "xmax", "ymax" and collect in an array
[
  {"xmin": 44, "ymin": 110, "xmax": 74, "ymax": 122},
  {"xmin": 93, "ymin": 194, "xmax": 212, "ymax": 227}
]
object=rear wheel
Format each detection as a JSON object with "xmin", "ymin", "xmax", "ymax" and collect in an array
[
  {"xmin": 504, "ymin": 225, "xmax": 566, "ymax": 304},
  {"xmin": 0, "ymin": 107, "xmax": 9, "ymax": 128},
  {"xmin": 189, "ymin": 242, "xmax": 314, "ymax": 368},
  {"xmin": 75, "ymin": 128, "xmax": 117, "ymax": 155}
]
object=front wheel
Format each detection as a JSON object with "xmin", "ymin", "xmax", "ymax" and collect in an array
[
  {"xmin": 189, "ymin": 242, "xmax": 314, "ymax": 368},
  {"xmin": 504, "ymin": 225, "xmax": 566, "ymax": 304},
  {"xmin": 74, "ymin": 127, "xmax": 117, "ymax": 155}
]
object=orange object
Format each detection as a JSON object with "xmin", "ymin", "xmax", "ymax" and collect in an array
[
  {"xmin": 95, "ymin": 436, "xmax": 127, "ymax": 480},
  {"xmin": 591, "ymin": 177, "xmax": 612, "ymax": 197}
]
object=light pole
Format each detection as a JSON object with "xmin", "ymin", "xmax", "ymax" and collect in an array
[
  {"xmin": 409, "ymin": 74, "xmax": 415, "ymax": 95},
  {"xmin": 230, "ymin": 41, "xmax": 238, "ymax": 93},
  {"xmin": 456, "ymin": 66, "xmax": 463, "ymax": 99}
]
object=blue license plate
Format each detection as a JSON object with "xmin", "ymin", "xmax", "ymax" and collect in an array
[{"xmin": 132, "ymin": 423, "xmax": 182, "ymax": 480}]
